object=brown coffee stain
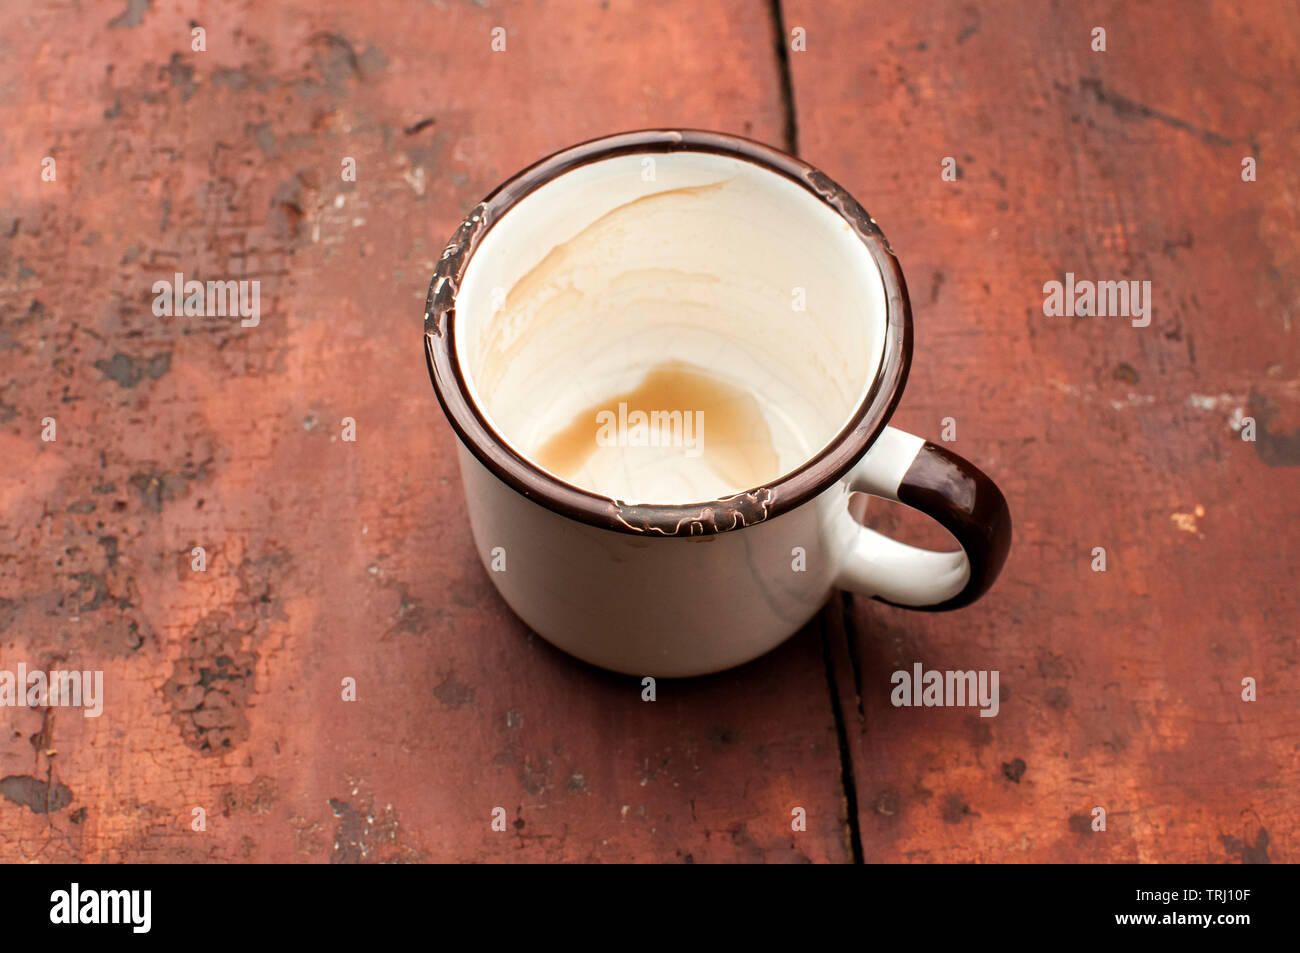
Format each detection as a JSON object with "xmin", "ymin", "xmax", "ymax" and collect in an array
[
  {"xmin": 532, "ymin": 360, "xmax": 780, "ymax": 497},
  {"xmin": 476, "ymin": 180, "xmax": 732, "ymax": 394}
]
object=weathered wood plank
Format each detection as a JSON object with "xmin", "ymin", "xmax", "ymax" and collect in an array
[
  {"xmin": 0, "ymin": 0, "xmax": 852, "ymax": 863},
  {"xmin": 787, "ymin": 0, "xmax": 1299, "ymax": 862}
]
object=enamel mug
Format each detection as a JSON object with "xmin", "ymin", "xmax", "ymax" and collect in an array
[{"xmin": 424, "ymin": 129, "xmax": 1012, "ymax": 677}]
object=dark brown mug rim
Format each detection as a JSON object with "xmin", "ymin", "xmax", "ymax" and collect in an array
[{"xmin": 424, "ymin": 129, "xmax": 913, "ymax": 537}]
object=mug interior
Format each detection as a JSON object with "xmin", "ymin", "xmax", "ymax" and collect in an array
[{"xmin": 453, "ymin": 149, "xmax": 888, "ymax": 505}]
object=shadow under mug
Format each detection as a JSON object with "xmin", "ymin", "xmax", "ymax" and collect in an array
[{"xmin": 424, "ymin": 129, "xmax": 1012, "ymax": 677}]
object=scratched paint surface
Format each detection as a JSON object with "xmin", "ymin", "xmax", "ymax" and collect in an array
[
  {"xmin": 792, "ymin": 0, "xmax": 1298, "ymax": 862},
  {"xmin": 0, "ymin": 0, "xmax": 851, "ymax": 864},
  {"xmin": 0, "ymin": 0, "xmax": 1295, "ymax": 863}
]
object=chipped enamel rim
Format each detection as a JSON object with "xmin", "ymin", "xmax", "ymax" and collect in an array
[{"xmin": 424, "ymin": 129, "xmax": 913, "ymax": 537}]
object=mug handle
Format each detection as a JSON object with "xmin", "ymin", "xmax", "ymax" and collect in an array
[{"xmin": 834, "ymin": 426, "xmax": 1012, "ymax": 610}]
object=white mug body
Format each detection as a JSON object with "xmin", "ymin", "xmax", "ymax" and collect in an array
[{"xmin": 458, "ymin": 440, "xmax": 854, "ymax": 676}]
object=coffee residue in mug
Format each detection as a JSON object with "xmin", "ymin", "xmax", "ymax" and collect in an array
[{"xmin": 532, "ymin": 361, "xmax": 780, "ymax": 497}]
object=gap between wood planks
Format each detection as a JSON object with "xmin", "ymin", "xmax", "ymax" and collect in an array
[{"xmin": 766, "ymin": 0, "xmax": 866, "ymax": 864}]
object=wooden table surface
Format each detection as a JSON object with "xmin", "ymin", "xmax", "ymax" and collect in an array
[{"xmin": 1, "ymin": 0, "xmax": 1295, "ymax": 863}]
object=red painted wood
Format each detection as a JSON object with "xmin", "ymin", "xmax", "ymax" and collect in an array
[
  {"xmin": 0, "ymin": 0, "xmax": 848, "ymax": 863},
  {"xmin": 1, "ymin": 0, "xmax": 1294, "ymax": 864},
  {"xmin": 789, "ymin": 0, "xmax": 1298, "ymax": 862}
]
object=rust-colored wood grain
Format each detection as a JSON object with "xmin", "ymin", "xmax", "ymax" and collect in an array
[
  {"xmin": 0, "ymin": 0, "xmax": 1295, "ymax": 864},
  {"xmin": 0, "ymin": 0, "xmax": 848, "ymax": 863},
  {"xmin": 789, "ymin": 0, "xmax": 1298, "ymax": 862}
]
